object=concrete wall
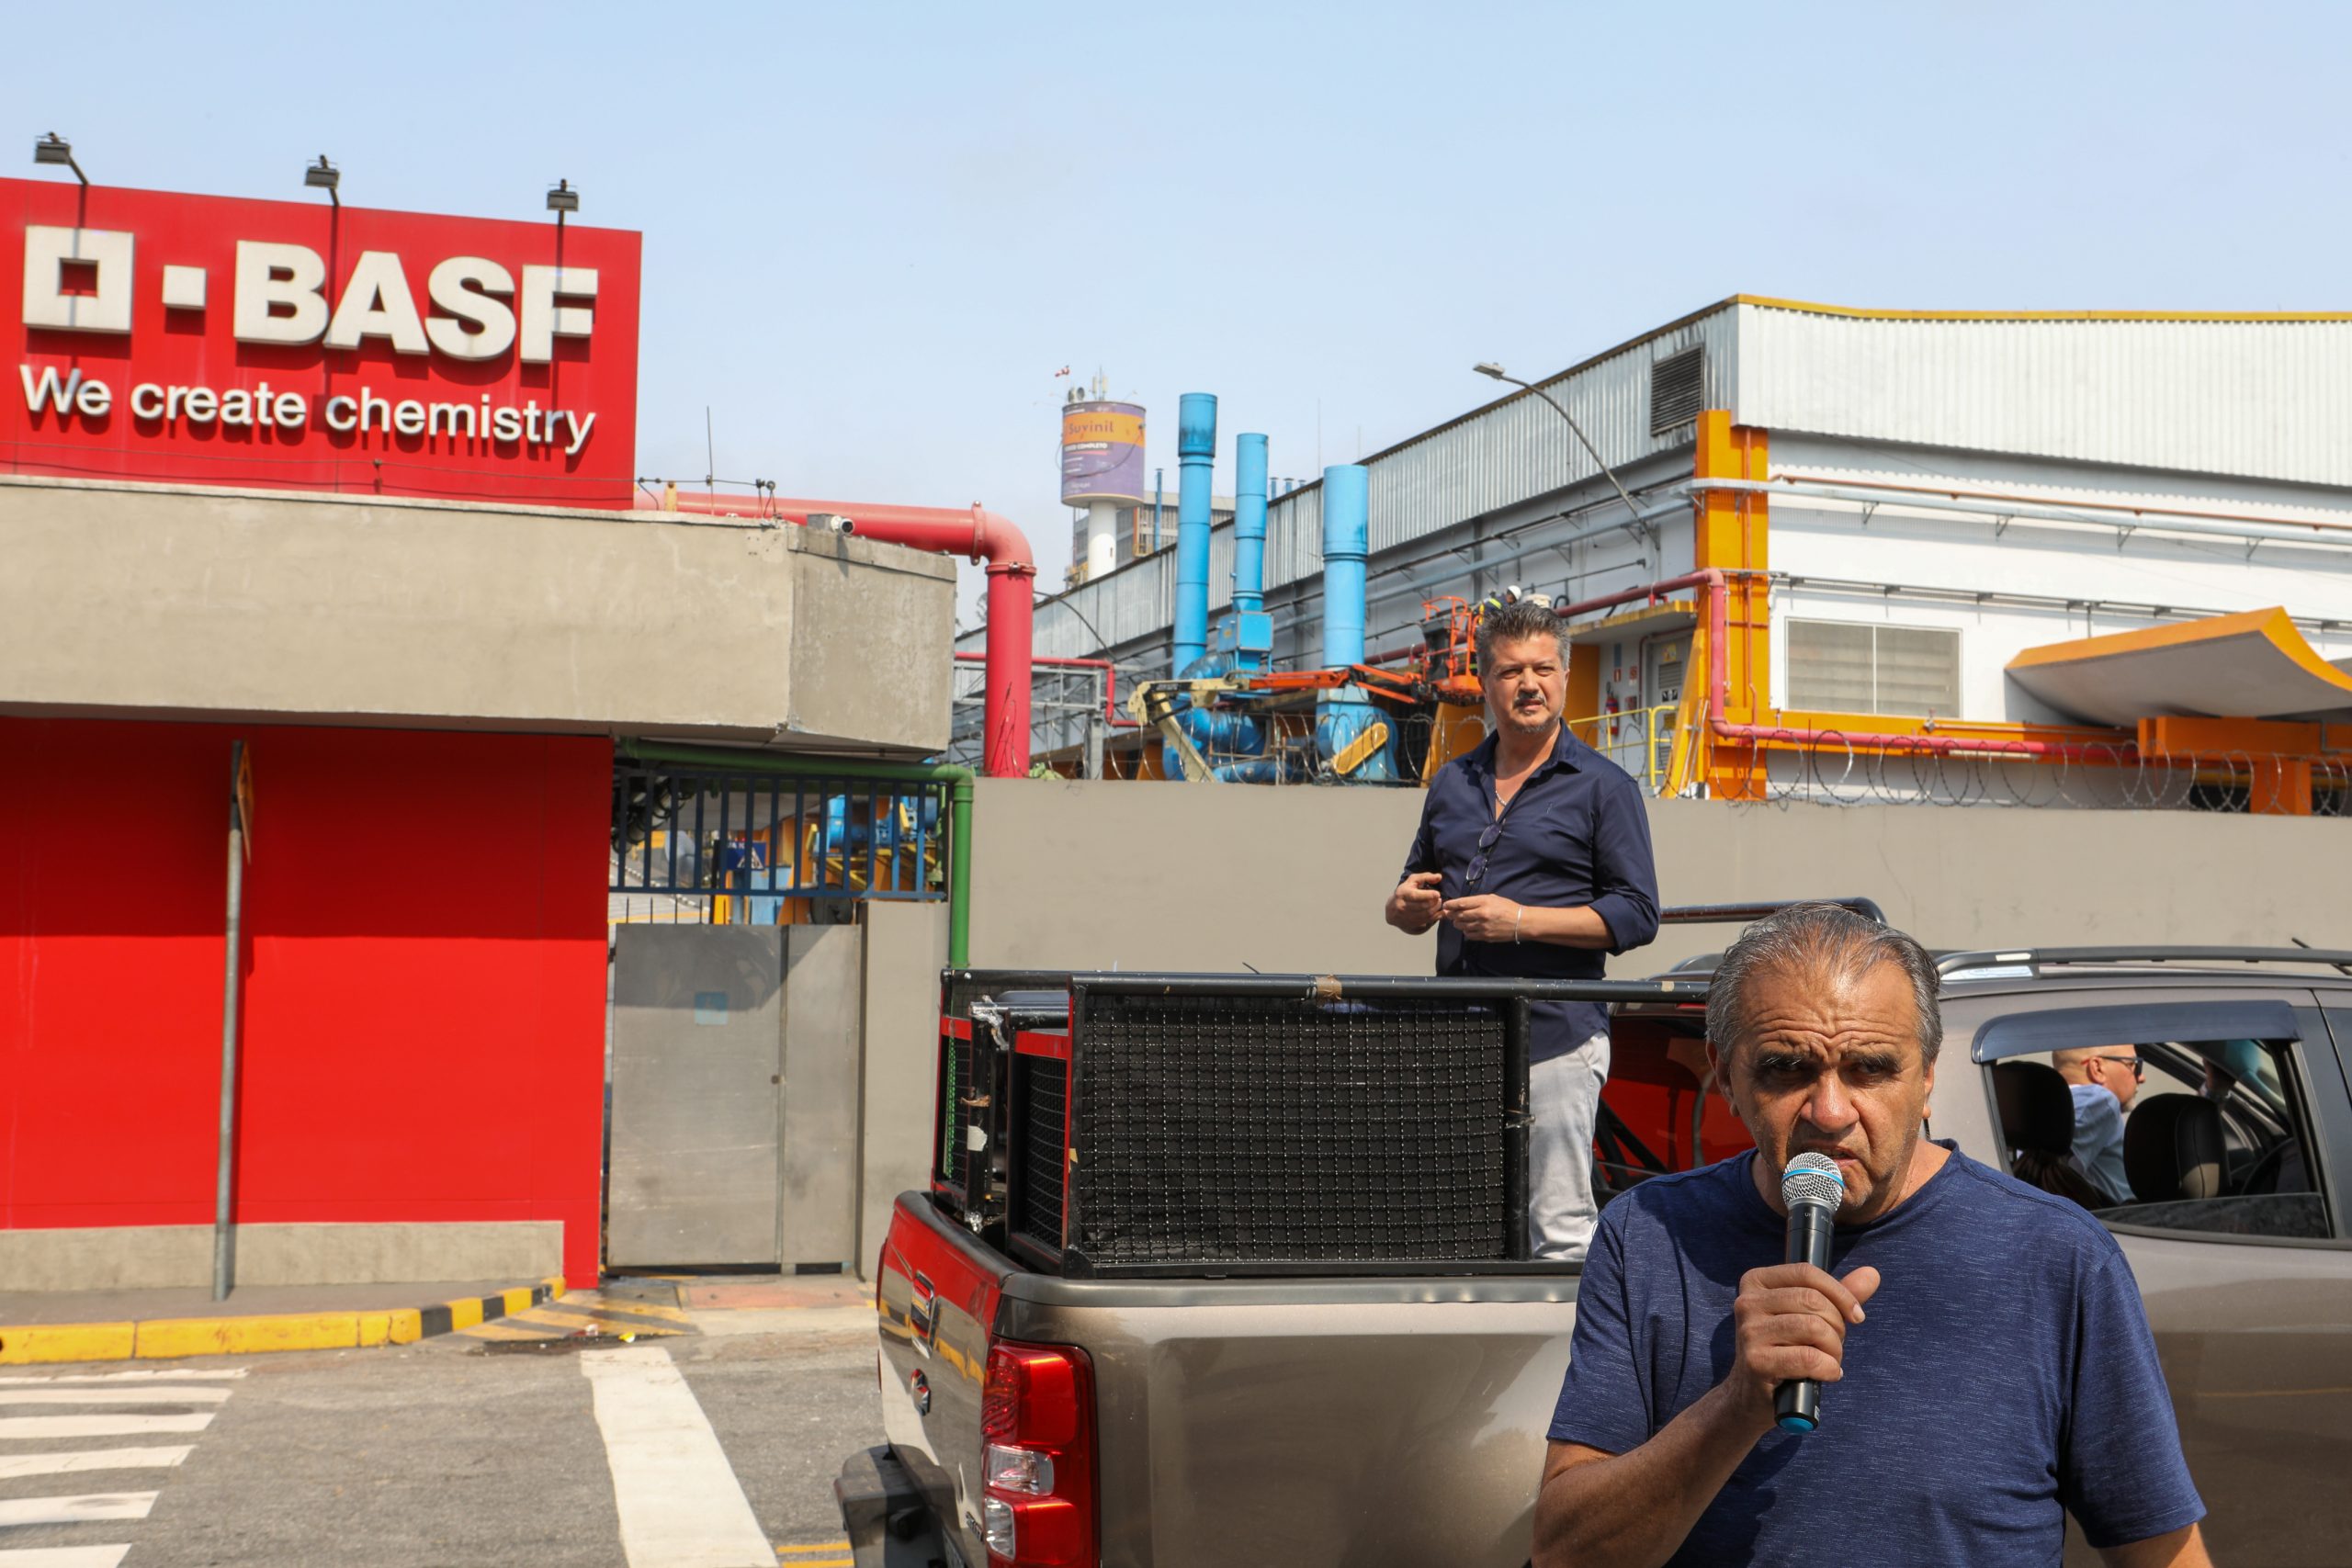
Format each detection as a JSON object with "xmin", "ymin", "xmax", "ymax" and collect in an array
[
  {"xmin": 0, "ymin": 477, "xmax": 953, "ymax": 754},
  {"xmin": 0, "ymin": 1222, "xmax": 560, "ymax": 1292},
  {"xmin": 967, "ymin": 778, "xmax": 2352, "ymax": 976},
  {"xmin": 858, "ymin": 901, "xmax": 951, "ymax": 1275}
]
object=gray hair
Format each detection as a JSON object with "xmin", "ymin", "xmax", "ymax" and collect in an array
[
  {"xmin": 1475, "ymin": 599, "xmax": 1570, "ymax": 674},
  {"xmin": 1705, "ymin": 902, "xmax": 1944, "ymax": 1065}
]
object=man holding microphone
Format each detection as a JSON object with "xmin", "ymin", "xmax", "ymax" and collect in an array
[
  {"xmin": 1533, "ymin": 903, "xmax": 2209, "ymax": 1567},
  {"xmin": 1385, "ymin": 598, "xmax": 1658, "ymax": 1260}
]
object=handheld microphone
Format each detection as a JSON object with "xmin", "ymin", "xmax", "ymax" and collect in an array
[{"xmin": 1774, "ymin": 1152, "xmax": 1846, "ymax": 1434}]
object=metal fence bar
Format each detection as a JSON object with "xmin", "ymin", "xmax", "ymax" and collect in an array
[{"xmin": 610, "ymin": 762, "xmax": 950, "ymax": 920}]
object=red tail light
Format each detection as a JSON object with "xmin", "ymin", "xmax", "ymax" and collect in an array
[{"xmin": 979, "ymin": 1339, "xmax": 1097, "ymax": 1567}]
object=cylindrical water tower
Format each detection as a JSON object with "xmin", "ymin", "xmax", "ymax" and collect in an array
[{"xmin": 1061, "ymin": 377, "xmax": 1146, "ymax": 581}]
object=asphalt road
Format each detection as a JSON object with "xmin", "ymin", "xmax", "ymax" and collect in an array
[{"xmin": 0, "ymin": 1309, "xmax": 882, "ymax": 1568}]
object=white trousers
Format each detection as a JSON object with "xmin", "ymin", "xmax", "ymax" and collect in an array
[{"xmin": 1529, "ymin": 1032, "xmax": 1611, "ymax": 1262}]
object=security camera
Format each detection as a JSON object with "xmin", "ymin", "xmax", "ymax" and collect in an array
[{"xmin": 808, "ymin": 513, "xmax": 856, "ymax": 535}]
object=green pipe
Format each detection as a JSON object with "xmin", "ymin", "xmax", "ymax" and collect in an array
[{"xmin": 619, "ymin": 739, "xmax": 974, "ymax": 966}]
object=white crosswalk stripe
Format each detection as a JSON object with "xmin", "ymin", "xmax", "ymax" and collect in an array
[
  {"xmin": 0, "ymin": 1548, "xmax": 132, "ymax": 1566},
  {"xmin": 0, "ymin": 1498, "xmax": 154, "ymax": 1529},
  {"xmin": 0, "ymin": 1372, "xmax": 243, "ymax": 1386},
  {"xmin": 0, "ymin": 1390, "xmax": 230, "ymax": 1407},
  {"xmin": 0, "ymin": 1415, "xmax": 214, "ymax": 1441},
  {"xmin": 0, "ymin": 1370, "xmax": 236, "ymax": 1564},
  {"xmin": 582, "ymin": 1346, "xmax": 775, "ymax": 1568},
  {"xmin": 0, "ymin": 1451, "xmax": 189, "ymax": 1483}
]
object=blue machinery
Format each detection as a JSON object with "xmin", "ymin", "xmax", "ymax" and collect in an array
[{"xmin": 1138, "ymin": 391, "xmax": 1411, "ymax": 784}]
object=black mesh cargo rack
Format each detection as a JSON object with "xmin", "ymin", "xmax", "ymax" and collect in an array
[
  {"xmin": 933, "ymin": 969, "xmax": 1706, "ymax": 1279},
  {"xmin": 932, "ymin": 972, "xmax": 1074, "ymax": 1230}
]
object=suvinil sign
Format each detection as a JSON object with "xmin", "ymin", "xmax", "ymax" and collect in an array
[{"xmin": 2, "ymin": 177, "xmax": 641, "ymax": 507}]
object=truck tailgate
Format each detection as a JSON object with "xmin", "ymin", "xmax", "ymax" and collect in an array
[{"xmin": 997, "ymin": 1280, "xmax": 1577, "ymax": 1568}]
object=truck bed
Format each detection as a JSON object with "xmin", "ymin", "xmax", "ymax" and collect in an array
[{"xmin": 855, "ymin": 1190, "xmax": 1579, "ymax": 1568}]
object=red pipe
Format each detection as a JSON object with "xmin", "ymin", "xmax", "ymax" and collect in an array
[
  {"xmin": 777, "ymin": 501, "xmax": 1035, "ymax": 777},
  {"xmin": 634, "ymin": 489, "xmax": 1040, "ymax": 775},
  {"xmin": 956, "ymin": 652, "xmax": 1138, "ymax": 729},
  {"xmin": 1556, "ymin": 570, "xmax": 2138, "ymax": 767}
]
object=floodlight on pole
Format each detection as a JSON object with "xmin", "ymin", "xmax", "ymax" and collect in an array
[
  {"xmin": 304, "ymin": 155, "xmax": 339, "ymax": 208},
  {"xmin": 33, "ymin": 132, "xmax": 86, "ymax": 186},
  {"xmin": 1473, "ymin": 360, "xmax": 1645, "ymax": 525},
  {"xmin": 546, "ymin": 178, "xmax": 577, "ymax": 234}
]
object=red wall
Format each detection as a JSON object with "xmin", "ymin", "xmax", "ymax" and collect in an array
[{"xmin": 0, "ymin": 719, "xmax": 610, "ymax": 1286}]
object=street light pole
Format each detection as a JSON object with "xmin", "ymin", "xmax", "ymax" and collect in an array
[{"xmin": 1473, "ymin": 361, "xmax": 1646, "ymax": 525}]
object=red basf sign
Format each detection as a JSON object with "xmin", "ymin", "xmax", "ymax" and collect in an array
[{"xmin": 2, "ymin": 177, "xmax": 641, "ymax": 508}]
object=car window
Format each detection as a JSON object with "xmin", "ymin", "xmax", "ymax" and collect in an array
[{"xmin": 1974, "ymin": 1004, "xmax": 2334, "ymax": 1243}]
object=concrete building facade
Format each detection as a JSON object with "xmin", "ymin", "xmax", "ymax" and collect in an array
[{"xmin": 0, "ymin": 482, "xmax": 952, "ymax": 1295}]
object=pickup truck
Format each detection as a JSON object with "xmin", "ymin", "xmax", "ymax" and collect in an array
[{"xmin": 836, "ymin": 932, "xmax": 2352, "ymax": 1568}]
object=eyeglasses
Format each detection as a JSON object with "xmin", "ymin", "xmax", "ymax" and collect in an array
[
  {"xmin": 1464, "ymin": 821, "xmax": 1504, "ymax": 886},
  {"xmin": 2090, "ymin": 1055, "xmax": 2145, "ymax": 1078}
]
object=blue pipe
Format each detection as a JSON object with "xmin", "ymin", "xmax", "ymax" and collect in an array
[
  {"xmin": 1226, "ymin": 431, "xmax": 1272, "ymax": 674},
  {"xmin": 1171, "ymin": 392, "xmax": 1216, "ymax": 675},
  {"xmin": 1234, "ymin": 434, "xmax": 1268, "ymax": 618},
  {"xmin": 1179, "ymin": 659, "xmax": 1266, "ymax": 752},
  {"xmin": 1212, "ymin": 754, "xmax": 1296, "ymax": 784},
  {"xmin": 1320, "ymin": 463, "xmax": 1369, "ymax": 670},
  {"xmin": 1316, "ymin": 464, "xmax": 1396, "ymax": 782},
  {"xmin": 1163, "ymin": 650, "xmax": 1267, "ymax": 779}
]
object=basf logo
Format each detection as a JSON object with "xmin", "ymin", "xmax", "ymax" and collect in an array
[{"xmin": 3, "ymin": 177, "xmax": 641, "ymax": 507}]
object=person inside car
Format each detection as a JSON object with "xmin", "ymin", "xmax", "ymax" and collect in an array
[
  {"xmin": 2054, "ymin": 1044, "xmax": 2142, "ymax": 1204},
  {"xmin": 1532, "ymin": 902, "xmax": 2209, "ymax": 1568}
]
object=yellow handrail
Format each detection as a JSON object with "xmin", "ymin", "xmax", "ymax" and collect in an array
[{"xmin": 1566, "ymin": 703, "xmax": 1682, "ymax": 793}]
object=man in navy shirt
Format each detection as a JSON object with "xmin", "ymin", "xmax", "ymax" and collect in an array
[
  {"xmin": 1385, "ymin": 599, "xmax": 1658, "ymax": 1260},
  {"xmin": 1534, "ymin": 903, "xmax": 2208, "ymax": 1568}
]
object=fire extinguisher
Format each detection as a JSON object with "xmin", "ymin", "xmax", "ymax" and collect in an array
[{"xmin": 1605, "ymin": 694, "xmax": 1621, "ymax": 743}]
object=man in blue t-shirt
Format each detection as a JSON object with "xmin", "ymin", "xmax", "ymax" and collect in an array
[{"xmin": 1533, "ymin": 903, "xmax": 2208, "ymax": 1568}]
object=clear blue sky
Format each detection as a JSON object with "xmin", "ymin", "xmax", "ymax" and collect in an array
[{"xmin": 15, "ymin": 2, "xmax": 2347, "ymax": 623}]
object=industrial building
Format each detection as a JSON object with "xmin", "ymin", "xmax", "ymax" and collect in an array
[{"xmin": 973, "ymin": 298, "xmax": 2352, "ymax": 812}]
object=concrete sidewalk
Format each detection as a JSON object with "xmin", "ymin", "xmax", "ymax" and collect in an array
[
  {"xmin": 0, "ymin": 1275, "xmax": 566, "ymax": 1364},
  {"xmin": 673, "ymin": 1274, "xmax": 873, "ymax": 1338},
  {"xmin": 440, "ymin": 1274, "xmax": 873, "ymax": 1349}
]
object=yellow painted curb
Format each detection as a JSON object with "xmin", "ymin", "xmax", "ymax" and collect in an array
[
  {"xmin": 138, "ymin": 1312, "xmax": 362, "ymax": 1359},
  {"xmin": 0, "ymin": 1277, "xmax": 567, "ymax": 1365},
  {"xmin": 0, "ymin": 1322, "xmax": 138, "ymax": 1366}
]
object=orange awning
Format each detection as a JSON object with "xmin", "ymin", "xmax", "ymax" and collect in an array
[{"xmin": 2007, "ymin": 608, "xmax": 2352, "ymax": 727}]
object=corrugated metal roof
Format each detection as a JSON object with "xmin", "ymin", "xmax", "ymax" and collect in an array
[{"xmin": 1734, "ymin": 299, "xmax": 2352, "ymax": 488}]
